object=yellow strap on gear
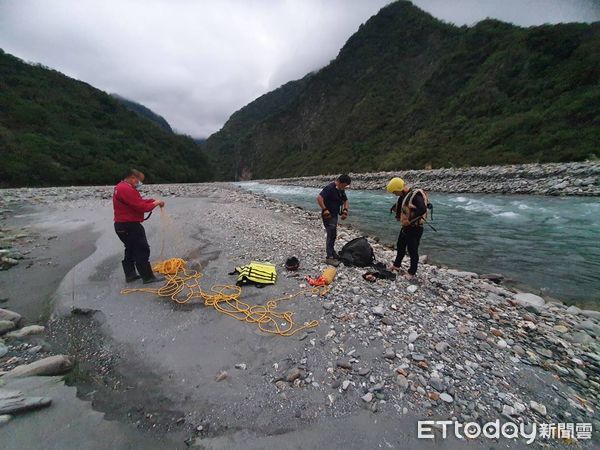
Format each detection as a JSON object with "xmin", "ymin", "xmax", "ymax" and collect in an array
[
  {"xmin": 234, "ymin": 261, "xmax": 277, "ymax": 285},
  {"xmin": 121, "ymin": 258, "xmax": 322, "ymax": 336}
]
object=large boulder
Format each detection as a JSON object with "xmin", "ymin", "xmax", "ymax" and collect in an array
[
  {"xmin": 0, "ymin": 320, "xmax": 16, "ymax": 336},
  {"xmin": 0, "ymin": 308, "xmax": 21, "ymax": 324},
  {"xmin": 3, "ymin": 355, "xmax": 74, "ymax": 378},
  {"xmin": 514, "ymin": 293, "xmax": 546, "ymax": 308},
  {"xmin": 0, "ymin": 389, "xmax": 52, "ymax": 414},
  {"xmin": 576, "ymin": 320, "xmax": 600, "ymax": 337},
  {"xmin": 4, "ymin": 325, "xmax": 45, "ymax": 339}
]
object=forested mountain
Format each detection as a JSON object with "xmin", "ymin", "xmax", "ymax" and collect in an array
[
  {"xmin": 203, "ymin": 1, "xmax": 600, "ymax": 180},
  {"xmin": 0, "ymin": 50, "xmax": 212, "ymax": 187},
  {"xmin": 111, "ymin": 94, "xmax": 173, "ymax": 133}
]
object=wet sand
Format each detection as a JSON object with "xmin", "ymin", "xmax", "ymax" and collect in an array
[{"xmin": 0, "ymin": 205, "xmax": 98, "ymax": 322}]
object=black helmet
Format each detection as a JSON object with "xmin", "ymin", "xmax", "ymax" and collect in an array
[{"xmin": 285, "ymin": 256, "xmax": 300, "ymax": 271}]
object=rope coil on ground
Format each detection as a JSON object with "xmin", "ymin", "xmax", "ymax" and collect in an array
[{"xmin": 121, "ymin": 258, "xmax": 325, "ymax": 336}]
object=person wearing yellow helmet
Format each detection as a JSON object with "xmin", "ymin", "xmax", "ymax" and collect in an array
[{"xmin": 387, "ymin": 177, "xmax": 429, "ymax": 280}]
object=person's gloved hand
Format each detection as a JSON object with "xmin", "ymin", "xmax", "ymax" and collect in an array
[{"xmin": 322, "ymin": 209, "xmax": 332, "ymax": 220}]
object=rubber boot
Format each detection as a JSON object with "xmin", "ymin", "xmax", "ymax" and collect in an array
[
  {"xmin": 122, "ymin": 260, "xmax": 141, "ymax": 283},
  {"xmin": 137, "ymin": 261, "xmax": 165, "ymax": 284}
]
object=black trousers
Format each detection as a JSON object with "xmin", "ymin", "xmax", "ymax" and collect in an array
[
  {"xmin": 323, "ymin": 215, "xmax": 339, "ymax": 258},
  {"xmin": 394, "ymin": 226, "xmax": 424, "ymax": 275},
  {"xmin": 114, "ymin": 222, "xmax": 150, "ymax": 266}
]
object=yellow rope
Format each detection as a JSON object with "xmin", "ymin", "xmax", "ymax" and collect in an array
[{"xmin": 121, "ymin": 258, "xmax": 325, "ymax": 336}]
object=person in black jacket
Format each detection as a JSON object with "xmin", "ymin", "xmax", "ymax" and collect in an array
[
  {"xmin": 387, "ymin": 177, "xmax": 428, "ymax": 280},
  {"xmin": 316, "ymin": 174, "xmax": 351, "ymax": 265}
]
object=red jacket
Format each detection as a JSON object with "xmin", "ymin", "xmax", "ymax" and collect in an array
[{"xmin": 113, "ymin": 181, "xmax": 156, "ymax": 222}]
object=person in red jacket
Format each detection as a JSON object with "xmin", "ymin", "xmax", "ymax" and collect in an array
[{"xmin": 113, "ymin": 169, "xmax": 165, "ymax": 284}]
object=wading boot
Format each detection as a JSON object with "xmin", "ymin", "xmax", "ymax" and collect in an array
[
  {"xmin": 122, "ymin": 260, "xmax": 141, "ymax": 283},
  {"xmin": 137, "ymin": 262, "xmax": 165, "ymax": 284}
]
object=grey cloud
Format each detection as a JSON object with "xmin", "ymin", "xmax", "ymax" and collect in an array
[{"xmin": 1, "ymin": 0, "xmax": 598, "ymax": 137}]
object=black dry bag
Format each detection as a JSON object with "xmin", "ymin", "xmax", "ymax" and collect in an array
[{"xmin": 338, "ymin": 237, "xmax": 375, "ymax": 267}]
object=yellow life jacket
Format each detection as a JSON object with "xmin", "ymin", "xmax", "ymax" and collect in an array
[
  {"xmin": 233, "ymin": 261, "xmax": 277, "ymax": 286},
  {"xmin": 400, "ymin": 189, "xmax": 428, "ymax": 227}
]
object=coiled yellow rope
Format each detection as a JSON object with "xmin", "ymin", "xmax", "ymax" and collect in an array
[{"xmin": 121, "ymin": 258, "xmax": 324, "ymax": 336}]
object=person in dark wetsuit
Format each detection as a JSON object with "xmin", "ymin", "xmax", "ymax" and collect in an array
[
  {"xmin": 387, "ymin": 177, "xmax": 428, "ymax": 280},
  {"xmin": 316, "ymin": 174, "xmax": 351, "ymax": 266}
]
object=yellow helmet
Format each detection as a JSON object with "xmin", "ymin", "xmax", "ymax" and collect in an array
[{"xmin": 386, "ymin": 177, "xmax": 405, "ymax": 193}]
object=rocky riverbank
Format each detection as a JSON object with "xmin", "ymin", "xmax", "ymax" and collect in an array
[
  {"xmin": 263, "ymin": 161, "xmax": 600, "ymax": 196},
  {"xmin": 0, "ymin": 183, "xmax": 598, "ymax": 448}
]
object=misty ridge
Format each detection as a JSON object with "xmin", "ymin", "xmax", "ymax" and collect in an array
[
  {"xmin": 202, "ymin": 2, "xmax": 600, "ymax": 180},
  {"xmin": 0, "ymin": 1, "xmax": 598, "ymax": 187}
]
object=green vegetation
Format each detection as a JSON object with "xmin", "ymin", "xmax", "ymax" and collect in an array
[
  {"xmin": 111, "ymin": 94, "xmax": 173, "ymax": 133},
  {"xmin": 0, "ymin": 50, "xmax": 212, "ymax": 187},
  {"xmin": 204, "ymin": 1, "xmax": 600, "ymax": 180}
]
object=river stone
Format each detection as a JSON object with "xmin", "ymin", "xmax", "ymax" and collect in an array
[
  {"xmin": 479, "ymin": 273, "xmax": 504, "ymax": 283},
  {"xmin": 381, "ymin": 316, "xmax": 394, "ymax": 326},
  {"xmin": 435, "ymin": 342, "xmax": 449, "ymax": 353},
  {"xmin": 0, "ymin": 343, "xmax": 7, "ymax": 358},
  {"xmin": 0, "ymin": 308, "xmax": 21, "ymax": 323},
  {"xmin": 406, "ymin": 285, "xmax": 418, "ymax": 294},
  {"xmin": 447, "ymin": 270, "xmax": 478, "ymax": 279},
  {"xmin": 408, "ymin": 331, "xmax": 419, "ymax": 343},
  {"xmin": 440, "ymin": 393, "xmax": 453, "ymax": 403},
  {"xmin": 0, "ymin": 414, "xmax": 11, "ymax": 427},
  {"xmin": 514, "ymin": 293, "xmax": 545, "ymax": 308},
  {"xmin": 4, "ymin": 325, "xmax": 45, "ymax": 339},
  {"xmin": 285, "ymin": 368, "xmax": 303, "ymax": 382},
  {"xmin": 372, "ymin": 306, "xmax": 385, "ymax": 317},
  {"xmin": 0, "ymin": 321, "xmax": 15, "ymax": 336},
  {"xmin": 553, "ymin": 325, "xmax": 568, "ymax": 333},
  {"xmin": 502, "ymin": 405, "xmax": 517, "ymax": 417},
  {"xmin": 4, "ymin": 355, "xmax": 74, "ymax": 378},
  {"xmin": 336, "ymin": 359, "xmax": 352, "ymax": 370},
  {"xmin": 383, "ymin": 348, "xmax": 396, "ymax": 359},
  {"xmin": 361, "ymin": 392, "xmax": 373, "ymax": 403},
  {"xmin": 342, "ymin": 380, "xmax": 351, "ymax": 391},
  {"xmin": 396, "ymin": 375, "xmax": 409, "ymax": 392},
  {"xmin": 530, "ymin": 401, "xmax": 547, "ymax": 416},
  {"xmin": 577, "ymin": 320, "xmax": 600, "ymax": 337},
  {"xmin": 566, "ymin": 305, "xmax": 581, "ymax": 315},
  {"xmin": 358, "ymin": 367, "xmax": 370, "ymax": 376},
  {"xmin": 580, "ymin": 309, "xmax": 600, "ymax": 319},
  {"xmin": 0, "ymin": 390, "xmax": 52, "ymax": 415},
  {"xmin": 429, "ymin": 377, "xmax": 445, "ymax": 392},
  {"xmin": 568, "ymin": 331, "xmax": 593, "ymax": 345}
]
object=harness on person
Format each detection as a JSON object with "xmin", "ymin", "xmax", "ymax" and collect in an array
[
  {"xmin": 392, "ymin": 189, "xmax": 437, "ymax": 232},
  {"xmin": 230, "ymin": 261, "xmax": 278, "ymax": 287},
  {"xmin": 400, "ymin": 189, "xmax": 429, "ymax": 226}
]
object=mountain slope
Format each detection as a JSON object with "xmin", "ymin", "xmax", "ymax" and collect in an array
[
  {"xmin": 0, "ymin": 50, "xmax": 211, "ymax": 187},
  {"xmin": 111, "ymin": 94, "xmax": 173, "ymax": 133},
  {"xmin": 204, "ymin": 1, "xmax": 600, "ymax": 180}
]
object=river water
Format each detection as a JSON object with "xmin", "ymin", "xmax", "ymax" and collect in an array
[{"xmin": 239, "ymin": 182, "xmax": 600, "ymax": 309}]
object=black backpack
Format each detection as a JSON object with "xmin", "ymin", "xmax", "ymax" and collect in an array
[{"xmin": 338, "ymin": 237, "xmax": 375, "ymax": 267}]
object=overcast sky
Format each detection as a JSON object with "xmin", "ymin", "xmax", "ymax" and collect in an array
[{"xmin": 1, "ymin": 0, "xmax": 599, "ymax": 137}]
